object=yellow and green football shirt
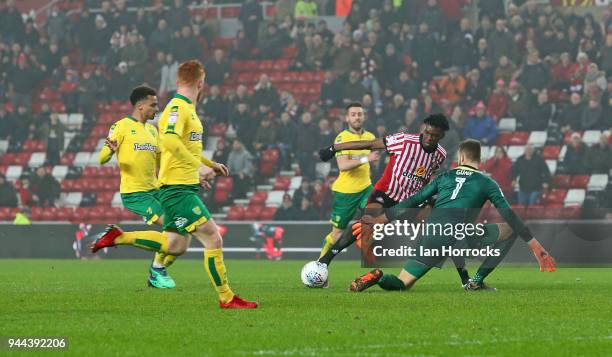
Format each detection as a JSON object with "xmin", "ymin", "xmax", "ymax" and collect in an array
[
  {"xmin": 331, "ymin": 129, "xmax": 376, "ymax": 194},
  {"xmin": 157, "ymin": 93, "xmax": 203, "ymax": 186},
  {"xmin": 103, "ymin": 116, "xmax": 160, "ymax": 193}
]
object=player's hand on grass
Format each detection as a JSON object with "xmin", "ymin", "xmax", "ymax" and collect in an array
[
  {"xmin": 212, "ymin": 162, "xmax": 229, "ymax": 176},
  {"xmin": 318, "ymin": 145, "xmax": 336, "ymax": 162},
  {"xmin": 105, "ymin": 138, "xmax": 118, "ymax": 152},
  {"xmin": 528, "ymin": 239, "xmax": 556, "ymax": 272}
]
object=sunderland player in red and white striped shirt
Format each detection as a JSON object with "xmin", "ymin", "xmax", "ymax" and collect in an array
[{"xmin": 317, "ymin": 114, "xmax": 471, "ymax": 286}]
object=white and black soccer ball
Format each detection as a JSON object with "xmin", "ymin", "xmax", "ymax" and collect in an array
[{"xmin": 300, "ymin": 261, "xmax": 328, "ymax": 288}]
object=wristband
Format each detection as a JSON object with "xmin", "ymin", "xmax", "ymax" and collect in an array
[{"xmin": 359, "ymin": 156, "xmax": 368, "ymax": 164}]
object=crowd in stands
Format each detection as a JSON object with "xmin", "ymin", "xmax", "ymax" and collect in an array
[{"xmin": 1, "ymin": 0, "xmax": 612, "ymax": 221}]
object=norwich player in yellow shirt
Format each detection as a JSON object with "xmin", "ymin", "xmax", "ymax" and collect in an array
[
  {"xmin": 317, "ymin": 103, "xmax": 378, "ymax": 276},
  {"xmin": 97, "ymin": 85, "xmax": 180, "ymax": 289},
  {"xmin": 92, "ymin": 60, "xmax": 257, "ymax": 309}
]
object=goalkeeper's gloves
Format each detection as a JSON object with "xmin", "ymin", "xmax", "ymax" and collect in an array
[
  {"xmin": 527, "ymin": 239, "xmax": 556, "ymax": 272},
  {"xmin": 318, "ymin": 145, "xmax": 336, "ymax": 162},
  {"xmin": 351, "ymin": 214, "xmax": 389, "ymax": 241}
]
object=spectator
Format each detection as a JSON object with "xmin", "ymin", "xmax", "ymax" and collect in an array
[
  {"xmin": 109, "ymin": 62, "xmax": 132, "ymax": 101},
  {"xmin": 580, "ymin": 98, "xmax": 603, "ymax": 130},
  {"xmin": 173, "ymin": 26, "xmax": 201, "ymax": 62},
  {"xmin": 558, "ymin": 92, "xmax": 583, "ymax": 133},
  {"xmin": 511, "ymin": 144, "xmax": 551, "ymax": 206},
  {"xmin": 252, "ymin": 74, "xmax": 280, "ymax": 112},
  {"xmin": 341, "ymin": 71, "xmax": 366, "ymax": 105},
  {"xmin": 0, "ymin": 174, "xmax": 18, "ymax": 207},
  {"xmin": 292, "ymin": 179, "xmax": 313, "ymax": 208},
  {"xmin": 274, "ymin": 193, "xmax": 298, "ymax": 220},
  {"xmin": 295, "ymin": 198, "xmax": 319, "ymax": 221},
  {"xmin": 77, "ymin": 71, "xmax": 97, "ymax": 120},
  {"xmin": 387, "ymin": 94, "xmax": 407, "ymax": 130},
  {"xmin": 205, "ymin": 49, "xmax": 230, "ymax": 86},
  {"xmin": 359, "ymin": 43, "xmax": 382, "ymax": 103},
  {"xmin": 316, "ymin": 118, "xmax": 334, "ymax": 148},
  {"xmin": 552, "ymin": 52, "xmax": 574, "ymax": 92},
  {"xmin": 506, "ymin": 81, "xmax": 529, "ymax": 124},
  {"xmin": 202, "ymin": 85, "xmax": 227, "ymax": 124},
  {"xmin": 10, "ymin": 56, "xmax": 42, "ymax": 110},
  {"xmin": 494, "ymin": 55, "xmax": 517, "ymax": 84},
  {"xmin": 40, "ymin": 113, "xmax": 65, "ymax": 166},
  {"xmin": 305, "ymin": 34, "xmax": 327, "ymax": 70},
  {"xmin": 0, "ymin": 105, "xmax": 12, "ymax": 141},
  {"xmin": 166, "ymin": 0, "xmax": 190, "ymax": 33},
  {"xmin": 518, "ymin": 50, "xmax": 551, "ymax": 94},
  {"xmin": 601, "ymin": 33, "xmax": 612, "ymax": 77},
  {"xmin": 159, "ymin": 53, "xmax": 178, "ymax": 97},
  {"xmin": 563, "ymin": 133, "xmax": 587, "ymax": 174},
  {"xmin": 149, "ymin": 19, "xmax": 173, "ymax": 54},
  {"xmin": 585, "ymin": 133, "xmax": 612, "ymax": 174},
  {"xmin": 526, "ymin": 90, "xmax": 554, "ymax": 131},
  {"xmin": 231, "ymin": 29, "xmax": 254, "ymax": 60},
  {"xmin": 320, "ymin": 71, "xmax": 341, "ymax": 107},
  {"xmin": 487, "ymin": 79, "xmax": 508, "ymax": 121},
  {"xmin": 401, "ymin": 109, "xmax": 422, "ymax": 134},
  {"xmin": 227, "ymin": 139, "xmax": 253, "ymax": 199},
  {"xmin": 295, "ymin": 0, "xmax": 318, "ymax": 18},
  {"xmin": 449, "ymin": 18, "xmax": 476, "ymax": 71},
  {"xmin": 91, "ymin": 15, "xmax": 112, "ymax": 61},
  {"xmin": 239, "ymin": 0, "xmax": 263, "ymax": 44},
  {"xmin": 296, "ymin": 112, "xmax": 318, "ymax": 180},
  {"xmin": 412, "ymin": 22, "xmax": 439, "ymax": 82},
  {"xmin": 17, "ymin": 177, "xmax": 34, "ymax": 208},
  {"xmin": 12, "ymin": 105, "xmax": 31, "ymax": 145},
  {"xmin": 311, "ymin": 179, "xmax": 332, "ymax": 217},
  {"xmin": 231, "ymin": 102, "xmax": 257, "ymax": 149},
  {"xmin": 393, "ymin": 71, "xmax": 419, "ymax": 103},
  {"xmin": 330, "ymin": 34, "xmax": 357, "ymax": 76},
  {"xmin": 477, "ymin": 55, "xmax": 494, "ymax": 90},
  {"xmin": 483, "ymin": 146, "xmax": 513, "ymax": 197},
  {"xmin": 488, "ymin": 19, "xmax": 518, "ymax": 64},
  {"xmin": 30, "ymin": 167, "xmax": 61, "ymax": 207},
  {"xmin": 421, "ymin": 0, "xmax": 446, "ymax": 39},
  {"xmin": 212, "ymin": 139, "xmax": 229, "ymax": 165},
  {"xmin": 253, "ymin": 118, "xmax": 277, "ymax": 152},
  {"xmin": 278, "ymin": 112, "xmax": 297, "ymax": 170},
  {"xmin": 463, "ymin": 101, "xmax": 497, "ymax": 145},
  {"xmin": 45, "ymin": 6, "xmax": 68, "ymax": 45},
  {"xmin": 437, "ymin": 66, "xmax": 466, "ymax": 106}
]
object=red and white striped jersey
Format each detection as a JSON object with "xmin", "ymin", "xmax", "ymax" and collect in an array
[{"xmin": 374, "ymin": 132, "xmax": 446, "ymax": 202}]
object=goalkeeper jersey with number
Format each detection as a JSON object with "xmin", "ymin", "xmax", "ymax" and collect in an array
[
  {"xmin": 396, "ymin": 164, "xmax": 532, "ymax": 240},
  {"xmin": 103, "ymin": 116, "xmax": 160, "ymax": 193},
  {"xmin": 157, "ymin": 93, "xmax": 203, "ymax": 186}
]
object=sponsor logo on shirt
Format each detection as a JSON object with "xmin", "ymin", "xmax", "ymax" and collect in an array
[
  {"xmin": 133, "ymin": 143, "xmax": 157, "ymax": 152},
  {"xmin": 189, "ymin": 132, "xmax": 202, "ymax": 141}
]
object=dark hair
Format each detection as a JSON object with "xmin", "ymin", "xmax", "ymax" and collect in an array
[
  {"xmin": 423, "ymin": 113, "xmax": 450, "ymax": 131},
  {"xmin": 129, "ymin": 86, "xmax": 157, "ymax": 105},
  {"xmin": 345, "ymin": 102, "xmax": 363, "ymax": 111},
  {"xmin": 459, "ymin": 139, "xmax": 481, "ymax": 162}
]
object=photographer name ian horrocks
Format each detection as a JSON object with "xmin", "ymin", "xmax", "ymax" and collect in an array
[{"xmin": 371, "ymin": 220, "xmax": 502, "ymax": 258}]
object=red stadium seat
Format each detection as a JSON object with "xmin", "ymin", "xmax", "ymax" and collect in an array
[
  {"xmin": 260, "ymin": 206, "xmax": 277, "ymax": 221},
  {"xmin": 542, "ymin": 189, "xmax": 567, "ymax": 204},
  {"xmin": 508, "ymin": 132, "xmax": 529, "ymax": 145},
  {"xmin": 282, "ymin": 47, "xmax": 297, "ymax": 59},
  {"xmin": 281, "ymin": 72, "xmax": 299, "ymax": 83},
  {"xmin": 214, "ymin": 189, "xmax": 230, "ymax": 205},
  {"xmin": 552, "ymin": 175, "xmax": 570, "ymax": 188},
  {"xmin": 97, "ymin": 191, "xmax": 114, "ymax": 205},
  {"xmin": 56, "ymin": 207, "xmax": 74, "ymax": 221},
  {"xmin": 73, "ymin": 207, "xmax": 91, "ymax": 222},
  {"xmin": 258, "ymin": 60, "xmax": 274, "ymax": 71},
  {"xmin": 221, "ymin": 6, "xmax": 240, "ymax": 18},
  {"xmin": 273, "ymin": 176, "xmax": 291, "ymax": 190},
  {"xmin": 60, "ymin": 153, "xmax": 76, "ymax": 166},
  {"xmin": 542, "ymin": 145, "xmax": 561, "ymax": 160},
  {"xmin": 562, "ymin": 206, "xmax": 581, "ymax": 219},
  {"xmin": 216, "ymin": 176, "xmax": 234, "ymax": 192},
  {"xmin": 299, "ymin": 72, "xmax": 314, "ymax": 82},
  {"xmin": 210, "ymin": 123, "xmax": 227, "ymax": 136},
  {"xmin": 526, "ymin": 205, "xmax": 546, "ymax": 219},
  {"xmin": 121, "ymin": 208, "xmax": 140, "ymax": 221},
  {"xmin": 50, "ymin": 101, "xmax": 66, "ymax": 113},
  {"xmin": 543, "ymin": 204, "xmax": 564, "ymax": 219},
  {"xmin": 564, "ymin": 131, "xmax": 583, "ymax": 144},
  {"xmin": 225, "ymin": 205, "xmax": 245, "ymax": 221},
  {"xmin": 260, "ymin": 149, "xmax": 280, "ymax": 177},
  {"xmin": 268, "ymin": 72, "xmax": 283, "ymax": 83},
  {"xmin": 243, "ymin": 205, "xmax": 262, "ymax": 220},
  {"xmin": 570, "ymin": 175, "xmax": 589, "ymax": 189},
  {"xmin": 273, "ymin": 59, "xmax": 289, "ymax": 71},
  {"xmin": 249, "ymin": 191, "xmax": 268, "ymax": 206},
  {"xmin": 510, "ymin": 204, "xmax": 526, "ymax": 219}
]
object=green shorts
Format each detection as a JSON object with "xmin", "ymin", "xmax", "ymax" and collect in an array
[
  {"xmin": 121, "ymin": 190, "xmax": 163, "ymax": 225},
  {"xmin": 159, "ymin": 184, "xmax": 211, "ymax": 234},
  {"xmin": 403, "ymin": 223, "xmax": 501, "ymax": 279},
  {"xmin": 330, "ymin": 185, "xmax": 373, "ymax": 229}
]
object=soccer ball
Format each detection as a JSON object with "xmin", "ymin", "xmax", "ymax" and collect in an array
[{"xmin": 300, "ymin": 261, "xmax": 328, "ymax": 288}]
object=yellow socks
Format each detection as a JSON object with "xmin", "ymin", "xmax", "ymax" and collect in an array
[
  {"xmin": 204, "ymin": 248, "xmax": 234, "ymax": 303},
  {"xmin": 319, "ymin": 233, "xmax": 335, "ymax": 259},
  {"xmin": 152, "ymin": 252, "xmax": 178, "ymax": 268},
  {"xmin": 115, "ymin": 231, "xmax": 169, "ymax": 253},
  {"xmin": 162, "ymin": 254, "xmax": 177, "ymax": 267}
]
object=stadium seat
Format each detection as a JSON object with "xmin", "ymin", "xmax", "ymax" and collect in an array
[
  {"xmin": 315, "ymin": 162, "xmax": 331, "ymax": 178},
  {"xmin": 273, "ymin": 59, "xmax": 289, "ymax": 71},
  {"xmin": 528, "ymin": 131, "xmax": 547, "ymax": 147},
  {"xmin": 570, "ymin": 175, "xmax": 589, "ymax": 188},
  {"xmin": 210, "ymin": 123, "xmax": 227, "ymax": 136},
  {"xmin": 73, "ymin": 152, "xmax": 91, "ymax": 167},
  {"xmin": 582, "ymin": 130, "xmax": 601, "ymax": 145},
  {"xmin": 260, "ymin": 149, "xmax": 279, "ymax": 177},
  {"xmin": 281, "ymin": 47, "xmax": 297, "ymax": 59},
  {"xmin": 273, "ymin": 176, "xmax": 291, "ymax": 190},
  {"xmin": 111, "ymin": 192, "xmax": 122, "ymax": 207},
  {"xmin": 120, "ymin": 208, "xmax": 140, "ymax": 221},
  {"xmin": 552, "ymin": 175, "xmax": 570, "ymax": 188},
  {"xmin": 0, "ymin": 139, "xmax": 8, "ymax": 153},
  {"xmin": 60, "ymin": 152, "xmax": 76, "ymax": 166},
  {"xmin": 260, "ymin": 206, "xmax": 277, "ymax": 221},
  {"xmin": 249, "ymin": 191, "xmax": 268, "ymax": 206},
  {"xmin": 214, "ymin": 189, "xmax": 230, "ymax": 205},
  {"xmin": 28, "ymin": 152, "xmax": 46, "ymax": 167},
  {"xmin": 6, "ymin": 165, "xmax": 22, "ymax": 181},
  {"xmin": 266, "ymin": 191, "xmax": 286, "ymax": 206},
  {"xmin": 562, "ymin": 206, "xmax": 581, "ymax": 219},
  {"xmin": 290, "ymin": 176, "xmax": 302, "ymax": 190},
  {"xmin": 542, "ymin": 189, "xmax": 567, "ymax": 204},
  {"xmin": 225, "ymin": 205, "xmax": 245, "ymax": 221},
  {"xmin": 563, "ymin": 131, "xmax": 583, "ymax": 144},
  {"xmin": 526, "ymin": 205, "xmax": 546, "ymax": 220},
  {"xmin": 542, "ymin": 145, "xmax": 561, "ymax": 160},
  {"xmin": 506, "ymin": 146, "xmax": 525, "ymax": 161},
  {"xmin": 63, "ymin": 192, "xmax": 83, "ymax": 207},
  {"xmin": 220, "ymin": 5, "xmax": 240, "ymax": 18},
  {"xmin": 543, "ymin": 204, "xmax": 564, "ymax": 219},
  {"xmin": 587, "ymin": 174, "xmax": 608, "ymax": 191},
  {"xmin": 480, "ymin": 146, "xmax": 492, "ymax": 161},
  {"xmin": 564, "ymin": 189, "xmax": 586, "ymax": 206},
  {"xmin": 243, "ymin": 205, "xmax": 263, "ymax": 220},
  {"xmin": 97, "ymin": 191, "xmax": 114, "ymax": 205},
  {"xmin": 51, "ymin": 165, "xmax": 68, "ymax": 181},
  {"xmin": 216, "ymin": 176, "xmax": 234, "ymax": 192}
]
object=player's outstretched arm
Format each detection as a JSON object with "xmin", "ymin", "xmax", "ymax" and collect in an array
[
  {"xmin": 319, "ymin": 138, "xmax": 385, "ymax": 162},
  {"xmin": 201, "ymin": 155, "xmax": 229, "ymax": 176},
  {"xmin": 336, "ymin": 151, "xmax": 379, "ymax": 171},
  {"xmin": 487, "ymin": 180, "xmax": 556, "ymax": 272},
  {"xmin": 163, "ymin": 133, "xmax": 203, "ymax": 168},
  {"xmin": 98, "ymin": 139, "xmax": 116, "ymax": 165}
]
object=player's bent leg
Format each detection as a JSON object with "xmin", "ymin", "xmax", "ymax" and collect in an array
[
  {"xmin": 319, "ymin": 228, "xmax": 343, "ymax": 259},
  {"xmin": 91, "ymin": 225, "xmax": 172, "ymax": 254},
  {"xmin": 466, "ymin": 223, "xmax": 517, "ymax": 292},
  {"xmin": 148, "ymin": 230, "xmax": 185, "ymax": 289},
  {"xmin": 193, "ymin": 219, "xmax": 258, "ymax": 309}
]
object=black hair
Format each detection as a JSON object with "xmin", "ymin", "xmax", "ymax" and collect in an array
[
  {"xmin": 345, "ymin": 102, "xmax": 363, "ymax": 111},
  {"xmin": 423, "ymin": 113, "xmax": 450, "ymax": 131},
  {"xmin": 129, "ymin": 85, "xmax": 157, "ymax": 106}
]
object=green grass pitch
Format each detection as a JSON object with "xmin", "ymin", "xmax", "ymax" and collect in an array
[{"xmin": 1, "ymin": 259, "xmax": 611, "ymax": 356}]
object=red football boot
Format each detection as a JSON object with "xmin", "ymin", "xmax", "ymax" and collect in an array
[
  {"xmin": 349, "ymin": 268, "xmax": 383, "ymax": 292},
  {"xmin": 219, "ymin": 295, "xmax": 258, "ymax": 309},
  {"xmin": 91, "ymin": 225, "xmax": 123, "ymax": 253}
]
